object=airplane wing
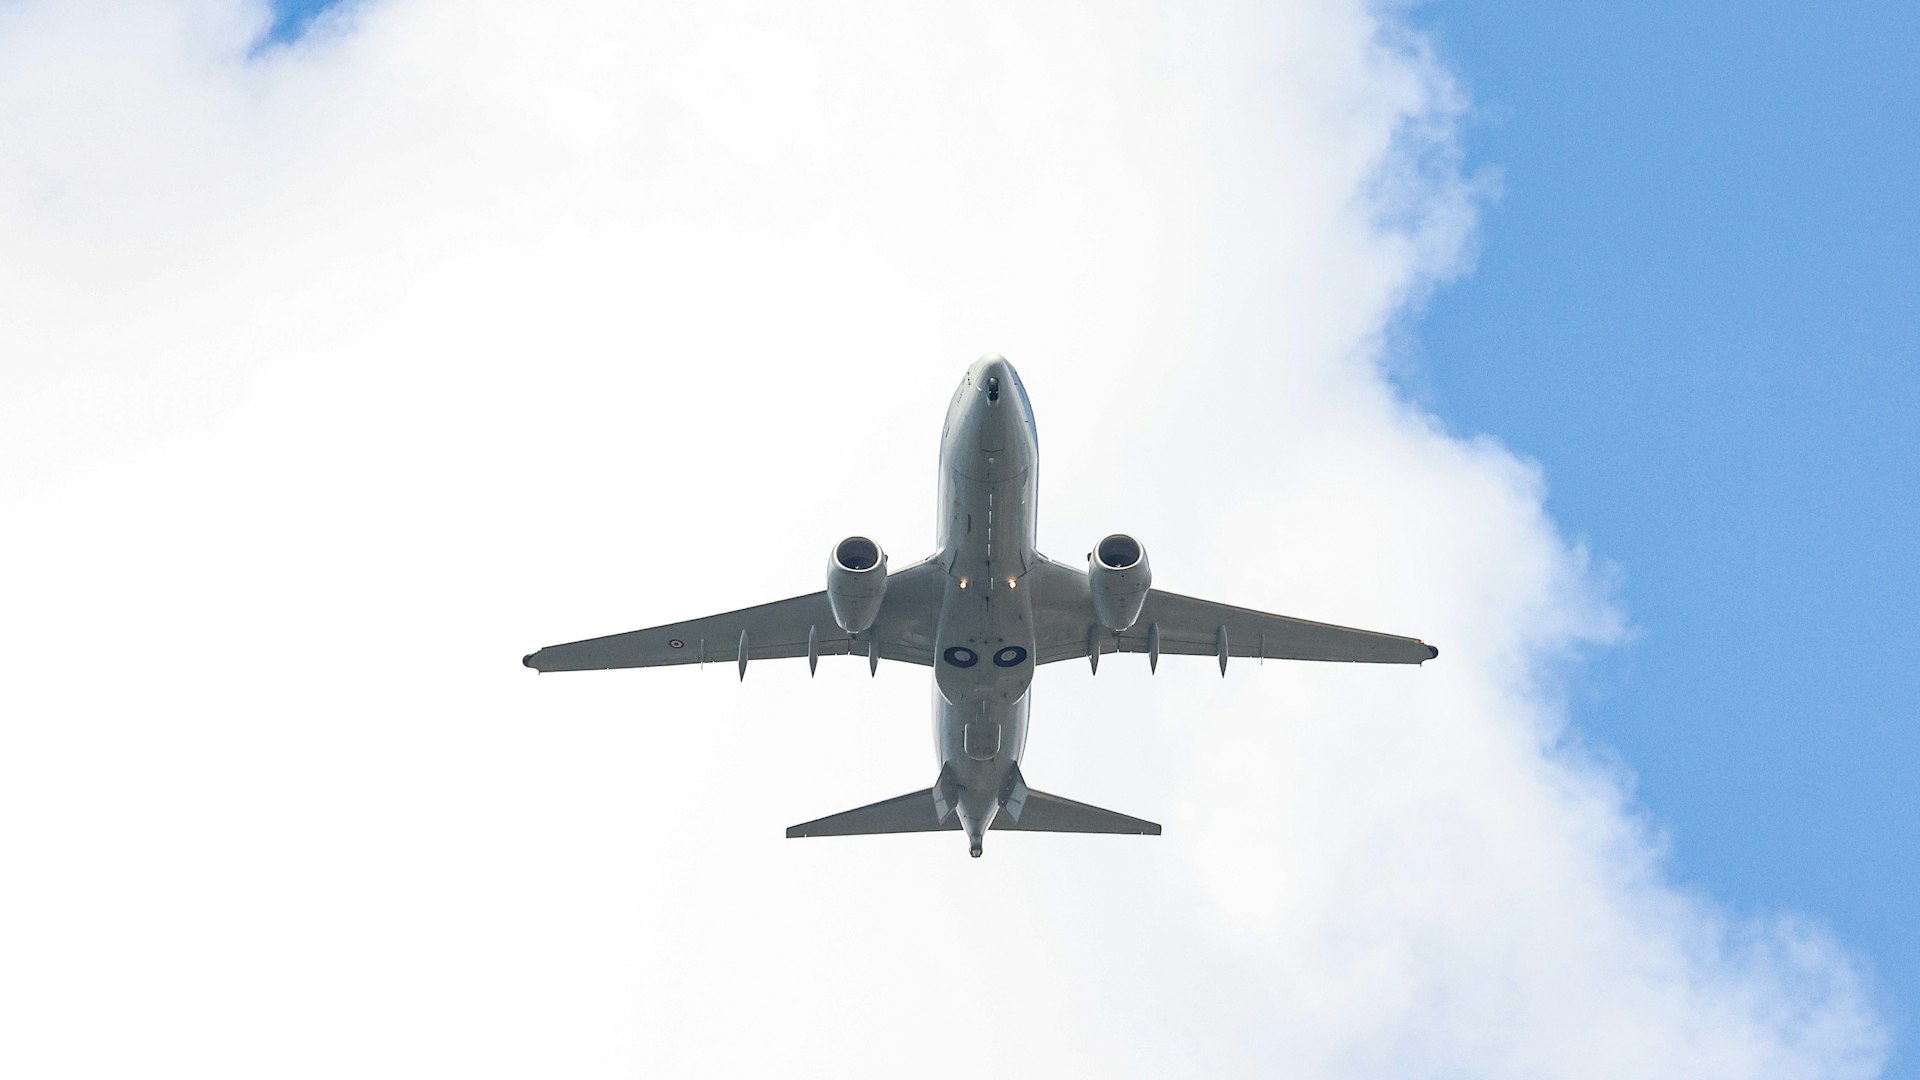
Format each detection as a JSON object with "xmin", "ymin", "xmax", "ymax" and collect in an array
[
  {"xmin": 524, "ymin": 559, "xmax": 946, "ymax": 673},
  {"xmin": 1026, "ymin": 557, "xmax": 1436, "ymax": 668}
]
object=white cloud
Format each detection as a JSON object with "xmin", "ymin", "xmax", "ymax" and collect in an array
[{"xmin": 0, "ymin": 2, "xmax": 1887, "ymax": 1077}]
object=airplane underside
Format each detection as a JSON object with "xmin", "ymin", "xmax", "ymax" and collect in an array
[{"xmin": 523, "ymin": 354, "xmax": 1435, "ymax": 856}]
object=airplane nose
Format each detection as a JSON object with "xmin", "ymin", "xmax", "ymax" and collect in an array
[{"xmin": 972, "ymin": 353, "xmax": 1015, "ymax": 404}]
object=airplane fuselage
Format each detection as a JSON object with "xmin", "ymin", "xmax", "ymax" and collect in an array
[{"xmin": 931, "ymin": 355, "xmax": 1039, "ymax": 854}]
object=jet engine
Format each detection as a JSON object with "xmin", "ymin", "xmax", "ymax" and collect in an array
[
  {"xmin": 1088, "ymin": 533, "xmax": 1151, "ymax": 632},
  {"xmin": 826, "ymin": 535, "xmax": 889, "ymax": 633}
]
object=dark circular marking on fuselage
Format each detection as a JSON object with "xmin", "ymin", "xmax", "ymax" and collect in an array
[
  {"xmin": 944, "ymin": 646, "xmax": 979, "ymax": 668},
  {"xmin": 992, "ymin": 645, "xmax": 1029, "ymax": 667},
  {"xmin": 668, "ymin": 639, "xmax": 685, "ymax": 649}
]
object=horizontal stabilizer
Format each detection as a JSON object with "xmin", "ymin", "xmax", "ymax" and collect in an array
[
  {"xmin": 786, "ymin": 789, "xmax": 959, "ymax": 838},
  {"xmin": 991, "ymin": 790, "xmax": 1160, "ymax": 835}
]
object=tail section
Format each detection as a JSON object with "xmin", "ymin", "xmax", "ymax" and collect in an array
[
  {"xmin": 785, "ymin": 763, "xmax": 1159, "ymax": 845},
  {"xmin": 787, "ymin": 764, "xmax": 963, "ymax": 838},
  {"xmin": 991, "ymin": 780, "xmax": 1161, "ymax": 835},
  {"xmin": 989, "ymin": 763, "xmax": 1159, "ymax": 834},
  {"xmin": 785, "ymin": 788, "xmax": 960, "ymax": 837}
]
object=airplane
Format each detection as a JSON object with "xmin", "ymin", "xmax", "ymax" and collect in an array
[{"xmin": 523, "ymin": 354, "xmax": 1437, "ymax": 857}]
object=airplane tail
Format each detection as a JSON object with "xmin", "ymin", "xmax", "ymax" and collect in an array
[
  {"xmin": 990, "ymin": 789, "xmax": 1161, "ymax": 835},
  {"xmin": 785, "ymin": 764, "xmax": 1159, "ymax": 839},
  {"xmin": 785, "ymin": 787, "xmax": 960, "ymax": 837}
]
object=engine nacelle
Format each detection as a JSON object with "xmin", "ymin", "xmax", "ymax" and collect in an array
[
  {"xmin": 826, "ymin": 536, "xmax": 889, "ymax": 633},
  {"xmin": 1088, "ymin": 533, "xmax": 1151, "ymax": 632}
]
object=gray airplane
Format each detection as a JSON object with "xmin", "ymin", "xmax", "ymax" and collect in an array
[{"xmin": 523, "ymin": 354, "xmax": 1436, "ymax": 856}]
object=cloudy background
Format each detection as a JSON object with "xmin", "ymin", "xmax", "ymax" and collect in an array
[{"xmin": 0, "ymin": 2, "xmax": 1898, "ymax": 1076}]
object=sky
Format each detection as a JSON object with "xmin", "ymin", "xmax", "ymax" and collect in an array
[
  {"xmin": 0, "ymin": 2, "xmax": 1907, "ymax": 1077},
  {"xmin": 1406, "ymin": 3, "xmax": 1919, "ymax": 1072}
]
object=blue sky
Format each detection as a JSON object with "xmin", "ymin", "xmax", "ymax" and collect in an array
[
  {"xmin": 265, "ymin": 0, "xmax": 334, "ymax": 44},
  {"xmin": 253, "ymin": 0, "xmax": 1917, "ymax": 1063},
  {"xmin": 1409, "ymin": 0, "xmax": 1918, "ymax": 1066}
]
